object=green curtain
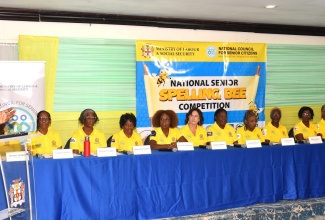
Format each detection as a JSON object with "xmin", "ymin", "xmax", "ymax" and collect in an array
[
  {"xmin": 54, "ymin": 37, "xmax": 136, "ymax": 111},
  {"xmin": 265, "ymin": 44, "xmax": 325, "ymax": 129},
  {"xmin": 266, "ymin": 44, "xmax": 325, "ymax": 106}
]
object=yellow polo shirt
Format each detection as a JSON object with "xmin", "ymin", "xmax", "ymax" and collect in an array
[
  {"xmin": 207, "ymin": 123, "xmax": 238, "ymax": 145},
  {"xmin": 29, "ymin": 129, "xmax": 62, "ymax": 155},
  {"xmin": 317, "ymin": 119, "xmax": 325, "ymax": 138},
  {"xmin": 111, "ymin": 129, "xmax": 143, "ymax": 152},
  {"xmin": 262, "ymin": 122, "xmax": 288, "ymax": 143},
  {"xmin": 236, "ymin": 126, "xmax": 265, "ymax": 145},
  {"xmin": 180, "ymin": 124, "xmax": 207, "ymax": 146},
  {"xmin": 294, "ymin": 121, "xmax": 318, "ymax": 140},
  {"xmin": 150, "ymin": 127, "xmax": 182, "ymax": 144},
  {"xmin": 70, "ymin": 127, "xmax": 106, "ymax": 154}
]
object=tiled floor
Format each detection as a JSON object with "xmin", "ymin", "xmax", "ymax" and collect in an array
[{"xmin": 159, "ymin": 197, "xmax": 325, "ymax": 220}]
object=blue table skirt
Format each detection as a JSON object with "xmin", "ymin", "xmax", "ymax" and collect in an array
[{"xmin": 30, "ymin": 144, "xmax": 325, "ymax": 219}]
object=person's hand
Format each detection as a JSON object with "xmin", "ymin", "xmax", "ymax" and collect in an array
[
  {"xmin": 169, "ymin": 142, "xmax": 177, "ymax": 149},
  {"xmin": 0, "ymin": 107, "xmax": 16, "ymax": 124}
]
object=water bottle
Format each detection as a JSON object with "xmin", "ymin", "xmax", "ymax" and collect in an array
[{"xmin": 84, "ymin": 136, "xmax": 90, "ymax": 157}]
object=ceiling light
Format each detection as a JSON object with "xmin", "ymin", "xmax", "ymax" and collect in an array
[{"xmin": 265, "ymin": 5, "xmax": 277, "ymax": 9}]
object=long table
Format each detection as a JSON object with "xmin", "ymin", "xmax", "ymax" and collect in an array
[{"xmin": 32, "ymin": 143, "xmax": 325, "ymax": 219}]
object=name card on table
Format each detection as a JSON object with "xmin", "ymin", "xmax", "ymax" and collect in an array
[
  {"xmin": 177, "ymin": 142, "xmax": 194, "ymax": 151},
  {"xmin": 6, "ymin": 151, "xmax": 28, "ymax": 162},
  {"xmin": 246, "ymin": 140, "xmax": 262, "ymax": 148},
  {"xmin": 210, "ymin": 141, "xmax": 227, "ymax": 150},
  {"xmin": 281, "ymin": 138, "xmax": 295, "ymax": 146},
  {"xmin": 308, "ymin": 136, "xmax": 323, "ymax": 144},
  {"xmin": 97, "ymin": 147, "xmax": 117, "ymax": 157},
  {"xmin": 133, "ymin": 145, "xmax": 151, "ymax": 155},
  {"xmin": 53, "ymin": 149, "xmax": 73, "ymax": 159}
]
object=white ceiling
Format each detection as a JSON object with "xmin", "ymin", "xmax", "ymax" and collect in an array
[{"xmin": 2, "ymin": 0, "xmax": 325, "ymax": 28}]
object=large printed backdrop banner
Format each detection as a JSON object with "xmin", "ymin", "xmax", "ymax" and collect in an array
[
  {"xmin": 136, "ymin": 41, "xmax": 266, "ymax": 136},
  {"xmin": 0, "ymin": 61, "xmax": 45, "ymax": 133}
]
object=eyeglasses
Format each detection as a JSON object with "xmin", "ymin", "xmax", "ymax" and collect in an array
[
  {"xmin": 302, "ymin": 112, "xmax": 310, "ymax": 116},
  {"xmin": 39, "ymin": 117, "xmax": 50, "ymax": 121},
  {"xmin": 272, "ymin": 113, "xmax": 280, "ymax": 117},
  {"xmin": 86, "ymin": 117, "xmax": 97, "ymax": 120}
]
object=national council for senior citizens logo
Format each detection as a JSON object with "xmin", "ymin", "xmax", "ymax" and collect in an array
[
  {"xmin": 5, "ymin": 107, "xmax": 36, "ymax": 133},
  {"xmin": 206, "ymin": 46, "xmax": 217, "ymax": 58}
]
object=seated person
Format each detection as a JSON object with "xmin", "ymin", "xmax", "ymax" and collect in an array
[
  {"xmin": 262, "ymin": 107, "xmax": 288, "ymax": 143},
  {"xmin": 150, "ymin": 110, "xmax": 187, "ymax": 150},
  {"xmin": 236, "ymin": 110, "xmax": 265, "ymax": 144},
  {"xmin": 207, "ymin": 108, "xmax": 238, "ymax": 145},
  {"xmin": 70, "ymin": 109, "xmax": 106, "ymax": 154},
  {"xmin": 111, "ymin": 113, "xmax": 143, "ymax": 152},
  {"xmin": 180, "ymin": 108, "xmax": 207, "ymax": 147},
  {"xmin": 29, "ymin": 110, "xmax": 62, "ymax": 155},
  {"xmin": 317, "ymin": 104, "xmax": 325, "ymax": 138},
  {"xmin": 294, "ymin": 106, "xmax": 321, "ymax": 141},
  {"xmin": 0, "ymin": 123, "xmax": 22, "ymax": 156}
]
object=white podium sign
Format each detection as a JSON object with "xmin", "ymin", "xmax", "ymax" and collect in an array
[
  {"xmin": 210, "ymin": 141, "xmax": 227, "ymax": 150},
  {"xmin": 6, "ymin": 151, "xmax": 28, "ymax": 162},
  {"xmin": 133, "ymin": 145, "xmax": 151, "ymax": 155},
  {"xmin": 281, "ymin": 138, "xmax": 296, "ymax": 146},
  {"xmin": 97, "ymin": 147, "xmax": 117, "ymax": 157},
  {"xmin": 177, "ymin": 142, "xmax": 194, "ymax": 151},
  {"xmin": 53, "ymin": 149, "xmax": 73, "ymax": 159},
  {"xmin": 308, "ymin": 136, "xmax": 323, "ymax": 144},
  {"xmin": 246, "ymin": 140, "xmax": 262, "ymax": 148}
]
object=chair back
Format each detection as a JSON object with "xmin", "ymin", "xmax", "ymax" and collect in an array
[
  {"xmin": 64, "ymin": 138, "xmax": 71, "ymax": 149},
  {"xmin": 288, "ymin": 128, "xmax": 294, "ymax": 138},
  {"xmin": 107, "ymin": 135, "xmax": 113, "ymax": 147},
  {"xmin": 144, "ymin": 135, "xmax": 150, "ymax": 145}
]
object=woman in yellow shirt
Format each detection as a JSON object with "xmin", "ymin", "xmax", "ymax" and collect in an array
[
  {"xmin": 150, "ymin": 110, "xmax": 187, "ymax": 150},
  {"xmin": 111, "ymin": 113, "xmax": 143, "ymax": 152},
  {"xmin": 207, "ymin": 108, "xmax": 238, "ymax": 145},
  {"xmin": 294, "ymin": 106, "xmax": 321, "ymax": 141},
  {"xmin": 236, "ymin": 110, "xmax": 265, "ymax": 144},
  {"xmin": 180, "ymin": 108, "xmax": 207, "ymax": 147},
  {"xmin": 262, "ymin": 107, "xmax": 288, "ymax": 143},
  {"xmin": 70, "ymin": 109, "xmax": 106, "ymax": 154},
  {"xmin": 29, "ymin": 110, "xmax": 62, "ymax": 155}
]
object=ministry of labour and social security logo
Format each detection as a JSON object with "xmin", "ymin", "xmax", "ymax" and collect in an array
[
  {"xmin": 141, "ymin": 44, "xmax": 155, "ymax": 58},
  {"xmin": 5, "ymin": 107, "xmax": 36, "ymax": 133},
  {"xmin": 206, "ymin": 46, "xmax": 217, "ymax": 58},
  {"xmin": 9, "ymin": 178, "xmax": 25, "ymax": 207}
]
